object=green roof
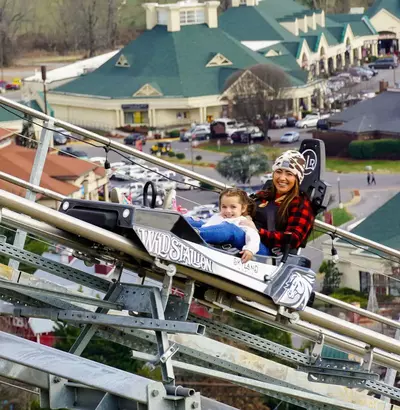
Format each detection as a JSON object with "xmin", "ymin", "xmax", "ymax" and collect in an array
[
  {"xmin": 0, "ymin": 100, "xmax": 43, "ymax": 123},
  {"xmin": 328, "ymin": 14, "xmax": 377, "ymax": 36},
  {"xmin": 52, "ymin": 24, "xmax": 306, "ymax": 99},
  {"xmin": 219, "ymin": 5, "xmax": 298, "ymax": 42},
  {"xmin": 256, "ymin": 0, "xmax": 314, "ymax": 20},
  {"xmin": 367, "ymin": 0, "xmax": 400, "ymax": 19},
  {"xmin": 346, "ymin": 192, "xmax": 400, "ymax": 250}
]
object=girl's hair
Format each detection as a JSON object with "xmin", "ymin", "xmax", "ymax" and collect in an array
[{"xmin": 219, "ymin": 188, "xmax": 256, "ymax": 217}]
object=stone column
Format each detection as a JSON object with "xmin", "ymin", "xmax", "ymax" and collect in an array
[
  {"xmin": 318, "ymin": 90, "xmax": 324, "ymax": 110},
  {"xmin": 349, "ymin": 49, "xmax": 354, "ymax": 66},
  {"xmin": 292, "ymin": 98, "xmax": 299, "ymax": 117},
  {"xmin": 341, "ymin": 52, "xmax": 346, "ymax": 68},
  {"xmin": 306, "ymin": 95, "xmax": 312, "ymax": 111},
  {"xmin": 372, "ymin": 42, "xmax": 378, "ymax": 57},
  {"xmin": 331, "ymin": 56, "xmax": 337, "ymax": 72},
  {"xmin": 358, "ymin": 46, "xmax": 363, "ymax": 64}
]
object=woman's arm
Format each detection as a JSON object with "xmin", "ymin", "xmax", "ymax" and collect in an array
[{"xmin": 259, "ymin": 197, "xmax": 314, "ymax": 249}]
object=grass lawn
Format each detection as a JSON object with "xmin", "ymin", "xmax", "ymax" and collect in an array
[
  {"xmin": 309, "ymin": 207, "xmax": 354, "ymax": 242},
  {"xmin": 326, "ymin": 158, "xmax": 400, "ymax": 174}
]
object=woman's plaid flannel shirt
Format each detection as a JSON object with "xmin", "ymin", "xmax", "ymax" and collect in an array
[{"xmin": 258, "ymin": 195, "xmax": 315, "ymax": 249}]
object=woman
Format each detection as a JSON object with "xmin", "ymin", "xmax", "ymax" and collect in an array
[
  {"xmin": 244, "ymin": 149, "xmax": 315, "ymax": 253},
  {"xmin": 190, "ymin": 149, "xmax": 315, "ymax": 258}
]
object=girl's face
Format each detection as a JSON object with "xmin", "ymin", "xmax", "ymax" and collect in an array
[
  {"xmin": 220, "ymin": 195, "xmax": 246, "ymax": 219},
  {"xmin": 273, "ymin": 168, "xmax": 296, "ymax": 195}
]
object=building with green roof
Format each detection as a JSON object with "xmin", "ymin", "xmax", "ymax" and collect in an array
[
  {"xmin": 322, "ymin": 191, "xmax": 400, "ymax": 295},
  {"xmin": 44, "ymin": 0, "xmax": 387, "ymax": 129}
]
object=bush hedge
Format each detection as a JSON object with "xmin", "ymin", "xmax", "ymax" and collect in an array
[
  {"xmin": 167, "ymin": 151, "xmax": 176, "ymax": 157},
  {"xmin": 168, "ymin": 129, "xmax": 181, "ymax": 138},
  {"xmin": 176, "ymin": 153, "xmax": 186, "ymax": 160},
  {"xmin": 195, "ymin": 155, "xmax": 202, "ymax": 161},
  {"xmin": 348, "ymin": 139, "xmax": 400, "ymax": 159}
]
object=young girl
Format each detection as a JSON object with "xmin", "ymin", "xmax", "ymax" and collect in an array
[{"xmin": 188, "ymin": 188, "xmax": 268, "ymax": 263}]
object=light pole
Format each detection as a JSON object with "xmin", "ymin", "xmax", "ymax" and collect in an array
[
  {"xmin": 190, "ymin": 136, "xmax": 194, "ymax": 171},
  {"xmin": 337, "ymin": 176, "xmax": 343, "ymax": 209}
]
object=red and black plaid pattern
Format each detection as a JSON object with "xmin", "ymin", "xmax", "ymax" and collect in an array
[{"xmin": 259, "ymin": 196, "xmax": 314, "ymax": 249}]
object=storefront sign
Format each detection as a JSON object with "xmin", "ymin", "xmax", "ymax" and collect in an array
[
  {"xmin": 379, "ymin": 33, "xmax": 396, "ymax": 40},
  {"xmin": 121, "ymin": 104, "xmax": 149, "ymax": 111}
]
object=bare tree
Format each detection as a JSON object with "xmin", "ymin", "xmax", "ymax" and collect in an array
[
  {"xmin": 79, "ymin": 0, "xmax": 101, "ymax": 57},
  {"xmin": 0, "ymin": 0, "xmax": 32, "ymax": 66},
  {"xmin": 223, "ymin": 63, "xmax": 291, "ymax": 138},
  {"xmin": 105, "ymin": 0, "xmax": 119, "ymax": 49}
]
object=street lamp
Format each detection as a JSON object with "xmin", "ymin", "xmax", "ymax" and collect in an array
[{"xmin": 337, "ymin": 176, "xmax": 343, "ymax": 209}]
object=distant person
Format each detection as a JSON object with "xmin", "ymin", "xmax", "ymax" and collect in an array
[
  {"xmin": 367, "ymin": 172, "xmax": 371, "ymax": 185},
  {"xmin": 371, "ymin": 172, "xmax": 376, "ymax": 185}
]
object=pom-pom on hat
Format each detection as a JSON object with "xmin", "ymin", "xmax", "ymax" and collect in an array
[{"xmin": 272, "ymin": 150, "xmax": 306, "ymax": 184}]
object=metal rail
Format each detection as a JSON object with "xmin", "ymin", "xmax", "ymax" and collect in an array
[
  {"xmin": 0, "ymin": 171, "xmax": 65, "ymax": 201},
  {"xmin": 1, "ymin": 96, "xmax": 399, "ymax": 262},
  {"xmin": 3, "ymin": 190, "xmax": 400, "ymax": 370},
  {"xmin": 0, "ymin": 164, "xmax": 399, "ymax": 332}
]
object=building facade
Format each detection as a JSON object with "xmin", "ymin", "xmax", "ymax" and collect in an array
[{"xmin": 44, "ymin": 0, "xmax": 396, "ymax": 130}]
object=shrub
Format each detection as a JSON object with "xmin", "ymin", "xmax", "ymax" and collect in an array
[
  {"xmin": 168, "ymin": 129, "xmax": 181, "ymax": 138},
  {"xmin": 167, "ymin": 151, "xmax": 176, "ymax": 157},
  {"xmin": 195, "ymin": 155, "xmax": 202, "ymax": 161},
  {"xmin": 176, "ymin": 153, "xmax": 186, "ymax": 160},
  {"xmin": 348, "ymin": 139, "xmax": 400, "ymax": 159}
]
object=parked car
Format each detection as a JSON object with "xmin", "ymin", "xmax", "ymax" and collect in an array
[
  {"xmin": 280, "ymin": 131, "xmax": 300, "ymax": 143},
  {"xmin": 316, "ymin": 119, "xmax": 330, "ymax": 130},
  {"xmin": 270, "ymin": 115, "xmax": 287, "ymax": 129},
  {"xmin": 58, "ymin": 147, "xmax": 88, "ymax": 160},
  {"xmin": 124, "ymin": 133, "xmax": 146, "ymax": 145},
  {"xmin": 181, "ymin": 125, "xmax": 210, "ymax": 142},
  {"xmin": 210, "ymin": 118, "xmax": 245, "ymax": 138},
  {"xmin": 230, "ymin": 127, "xmax": 265, "ymax": 143},
  {"xmin": 349, "ymin": 67, "xmax": 372, "ymax": 81},
  {"xmin": 295, "ymin": 115, "xmax": 320, "ymax": 129},
  {"xmin": 369, "ymin": 57, "xmax": 398, "ymax": 70},
  {"xmin": 260, "ymin": 173, "xmax": 273, "ymax": 185},
  {"xmin": 53, "ymin": 127, "xmax": 72, "ymax": 145},
  {"xmin": 286, "ymin": 117, "xmax": 297, "ymax": 127},
  {"xmin": 336, "ymin": 72, "xmax": 361, "ymax": 84},
  {"xmin": 176, "ymin": 177, "xmax": 201, "ymax": 190}
]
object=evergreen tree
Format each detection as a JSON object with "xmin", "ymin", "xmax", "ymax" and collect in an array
[
  {"xmin": 320, "ymin": 260, "xmax": 343, "ymax": 294},
  {"xmin": 216, "ymin": 145, "xmax": 270, "ymax": 184}
]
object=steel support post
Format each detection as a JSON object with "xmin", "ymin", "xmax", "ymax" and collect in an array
[
  {"xmin": 149, "ymin": 288, "xmax": 176, "ymax": 384},
  {"xmin": 69, "ymin": 278, "xmax": 122, "ymax": 356},
  {"xmin": 9, "ymin": 119, "xmax": 54, "ymax": 274}
]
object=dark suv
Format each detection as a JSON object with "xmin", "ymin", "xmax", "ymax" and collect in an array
[{"xmin": 369, "ymin": 57, "xmax": 398, "ymax": 69}]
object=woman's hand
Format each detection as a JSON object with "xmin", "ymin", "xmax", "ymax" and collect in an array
[
  {"xmin": 239, "ymin": 217, "xmax": 257, "ymax": 230},
  {"xmin": 240, "ymin": 250, "xmax": 254, "ymax": 263}
]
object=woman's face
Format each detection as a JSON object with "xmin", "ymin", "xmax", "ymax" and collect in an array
[{"xmin": 273, "ymin": 168, "xmax": 296, "ymax": 195}]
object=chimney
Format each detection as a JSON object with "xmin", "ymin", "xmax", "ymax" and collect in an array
[{"xmin": 205, "ymin": 1, "xmax": 219, "ymax": 28}]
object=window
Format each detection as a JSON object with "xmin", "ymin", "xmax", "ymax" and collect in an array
[
  {"xmin": 124, "ymin": 111, "xmax": 149, "ymax": 125},
  {"xmin": 115, "ymin": 54, "xmax": 130, "ymax": 68},
  {"xmin": 206, "ymin": 53, "xmax": 233, "ymax": 67},
  {"xmin": 180, "ymin": 9, "xmax": 205, "ymax": 25},
  {"xmin": 157, "ymin": 10, "xmax": 168, "ymax": 25},
  {"xmin": 359, "ymin": 271, "xmax": 369, "ymax": 294},
  {"xmin": 359, "ymin": 270, "xmax": 389, "ymax": 296}
]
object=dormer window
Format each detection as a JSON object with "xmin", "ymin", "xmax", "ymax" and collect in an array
[
  {"xmin": 206, "ymin": 53, "xmax": 233, "ymax": 67},
  {"xmin": 157, "ymin": 10, "xmax": 168, "ymax": 25},
  {"xmin": 180, "ymin": 9, "xmax": 205, "ymax": 25},
  {"xmin": 115, "ymin": 54, "xmax": 130, "ymax": 67}
]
